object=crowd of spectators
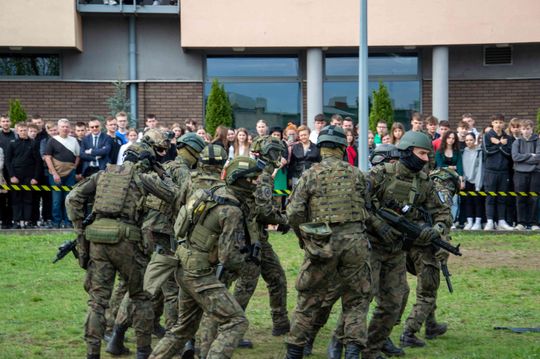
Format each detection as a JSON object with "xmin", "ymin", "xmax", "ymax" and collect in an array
[{"xmin": 1, "ymin": 111, "xmax": 539, "ymax": 231}]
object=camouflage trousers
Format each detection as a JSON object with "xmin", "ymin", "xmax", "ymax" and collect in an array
[
  {"xmin": 233, "ymin": 237, "xmax": 289, "ymax": 328},
  {"xmin": 149, "ymin": 267, "xmax": 248, "ymax": 359},
  {"xmin": 287, "ymin": 222, "xmax": 371, "ymax": 348},
  {"xmin": 84, "ymin": 240, "xmax": 153, "ymax": 355},
  {"xmin": 362, "ymin": 249, "xmax": 408, "ymax": 359},
  {"xmin": 403, "ymin": 246, "xmax": 440, "ymax": 333},
  {"xmin": 308, "ymin": 248, "xmax": 408, "ymax": 359}
]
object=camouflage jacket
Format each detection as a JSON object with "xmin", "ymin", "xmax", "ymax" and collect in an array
[{"xmin": 142, "ymin": 156, "xmax": 193, "ymax": 235}]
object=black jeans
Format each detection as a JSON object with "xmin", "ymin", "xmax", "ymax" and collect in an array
[
  {"xmin": 483, "ymin": 170, "xmax": 510, "ymax": 221},
  {"xmin": 460, "ymin": 181, "xmax": 484, "ymax": 219},
  {"xmin": 513, "ymin": 171, "xmax": 540, "ymax": 226}
]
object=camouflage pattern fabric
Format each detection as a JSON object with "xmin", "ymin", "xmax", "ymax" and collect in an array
[
  {"xmin": 286, "ymin": 154, "xmax": 371, "ymax": 349},
  {"xmin": 66, "ymin": 162, "xmax": 179, "ymax": 356},
  {"xmin": 149, "ymin": 186, "xmax": 251, "ymax": 359}
]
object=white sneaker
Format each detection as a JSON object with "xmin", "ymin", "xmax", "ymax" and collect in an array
[
  {"xmin": 109, "ymin": 0, "xmax": 118, "ymax": 5},
  {"xmin": 484, "ymin": 221, "xmax": 495, "ymax": 231},
  {"xmin": 531, "ymin": 225, "xmax": 540, "ymax": 231},
  {"xmin": 515, "ymin": 224, "xmax": 526, "ymax": 231},
  {"xmin": 464, "ymin": 219, "xmax": 474, "ymax": 231},
  {"xmin": 471, "ymin": 220, "xmax": 482, "ymax": 231},
  {"xmin": 498, "ymin": 220, "xmax": 514, "ymax": 231},
  {"xmin": 103, "ymin": 0, "xmax": 109, "ymax": 4},
  {"xmin": 153, "ymin": 0, "xmax": 160, "ymax": 5}
]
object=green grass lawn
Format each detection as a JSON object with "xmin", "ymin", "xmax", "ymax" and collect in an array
[{"xmin": 0, "ymin": 232, "xmax": 539, "ymax": 359}]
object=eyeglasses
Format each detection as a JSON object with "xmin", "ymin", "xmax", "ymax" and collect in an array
[{"xmin": 90, "ymin": 125, "xmax": 100, "ymax": 129}]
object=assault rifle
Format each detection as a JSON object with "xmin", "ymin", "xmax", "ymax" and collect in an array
[
  {"xmin": 52, "ymin": 213, "xmax": 95, "ymax": 264},
  {"xmin": 377, "ymin": 207, "xmax": 462, "ymax": 256}
]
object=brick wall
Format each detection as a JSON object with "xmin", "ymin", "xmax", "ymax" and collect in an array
[
  {"xmin": 0, "ymin": 81, "xmax": 204, "ymax": 128},
  {"xmin": 423, "ymin": 79, "xmax": 540, "ymax": 129}
]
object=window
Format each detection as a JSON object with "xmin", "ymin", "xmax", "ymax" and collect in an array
[
  {"xmin": 0, "ymin": 55, "xmax": 60, "ymax": 77},
  {"xmin": 205, "ymin": 56, "xmax": 301, "ymax": 131},
  {"xmin": 324, "ymin": 54, "xmax": 420, "ymax": 125}
]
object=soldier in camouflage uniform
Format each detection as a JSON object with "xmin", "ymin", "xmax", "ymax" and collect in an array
[
  {"xmin": 298, "ymin": 145, "xmax": 402, "ymax": 358},
  {"xmin": 66, "ymin": 141, "xmax": 180, "ymax": 359},
  {"xmin": 149, "ymin": 156, "xmax": 264, "ymax": 359},
  {"xmin": 233, "ymin": 135, "xmax": 291, "ymax": 341},
  {"xmin": 284, "ymin": 125, "xmax": 371, "ymax": 359},
  {"xmin": 105, "ymin": 131, "xmax": 206, "ymax": 356},
  {"xmin": 399, "ymin": 167, "xmax": 460, "ymax": 348},
  {"xmin": 356, "ymin": 131, "xmax": 451, "ymax": 359}
]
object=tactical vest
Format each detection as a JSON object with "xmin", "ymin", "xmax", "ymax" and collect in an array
[
  {"xmin": 175, "ymin": 186, "xmax": 240, "ymax": 270},
  {"xmin": 309, "ymin": 160, "xmax": 367, "ymax": 224},
  {"xmin": 94, "ymin": 163, "xmax": 142, "ymax": 222},
  {"xmin": 380, "ymin": 162, "xmax": 427, "ymax": 218}
]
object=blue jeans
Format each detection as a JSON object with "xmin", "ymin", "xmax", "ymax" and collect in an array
[{"xmin": 48, "ymin": 170, "xmax": 76, "ymax": 225}]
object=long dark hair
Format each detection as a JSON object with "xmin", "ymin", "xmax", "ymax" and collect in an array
[{"xmin": 438, "ymin": 130, "xmax": 459, "ymax": 154}]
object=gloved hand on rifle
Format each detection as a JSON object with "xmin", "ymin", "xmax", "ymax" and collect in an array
[
  {"xmin": 378, "ymin": 223, "xmax": 400, "ymax": 243},
  {"xmin": 417, "ymin": 222, "xmax": 447, "ymax": 247}
]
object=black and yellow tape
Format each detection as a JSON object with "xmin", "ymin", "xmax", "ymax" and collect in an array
[
  {"xmin": 1, "ymin": 184, "xmax": 72, "ymax": 192},
  {"xmin": 1, "ymin": 184, "xmax": 539, "ymax": 197}
]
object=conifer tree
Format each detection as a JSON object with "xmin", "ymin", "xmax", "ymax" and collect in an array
[
  {"xmin": 7, "ymin": 99, "xmax": 27, "ymax": 125},
  {"xmin": 369, "ymin": 81, "xmax": 394, "ymax": 132},
  {"xmin": 205, "ymin": 79, "xmax": 233, "ymax": 135}
]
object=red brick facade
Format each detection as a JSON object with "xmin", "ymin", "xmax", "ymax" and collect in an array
[
  {"xmin": 0, "ymin": 81, "xmax": 204, "ymax": 128},
  {"xmin": 2, "ymin": 79, "xmax": 538, "ymax": 131},
  {"xmin": 422, "ymin": 79, "xmax": 540, "ymax": 128}
]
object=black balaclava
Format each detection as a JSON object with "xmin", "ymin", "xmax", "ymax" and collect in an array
[{"xmin": 399, "ymin": 148, "xmax": 427, "ymax": 172}]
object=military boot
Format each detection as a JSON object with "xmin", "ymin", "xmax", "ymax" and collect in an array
[
  {"xmin": 399, "ymin": 330, "xmax": 425, "ymax": 348},
  {"xmin": 344, "ymin": 343, "xmax": 362, "ymax": 359},
  {"xmin": 285, "ymin": 343, "xmax": 304, "ymax": 359},
  {"xmin": 303, "ymin": 336, "xmax": 315, "ymax": 356},
  {"xmin": 105, "ymin": 324, "xmax": 130, "ymax": 355},
  {"xmin": 136, "ymin": 345, "xmax": 152, "ymax": 359},
  {"xmin": 327, "ymin": 335, "xmax": 343, "ymax": 359},
  {"xmin": 181, "ymin": 339, "xmax": 195, "ymax": 359},
  {"xmin": 425, "ymin": 322, "xmax": 448, "ymax": 339},
  {"xmin": 87, "ymin": 354, "xmax": 100, "ymax": 359},
  {"xmin": 237, "ymin": 338, "xmax": 254, "ymax": 348},
  {"xmin": 272, "ymin": 312, "xmax": 291, "ymax": 336},
  {"xmin": 425, "ymin": 312, "xmax": 447, "ymax": 339},
  {"xmin": 381, "ymin": 337, "xmax": 405, "ymax": 357}
]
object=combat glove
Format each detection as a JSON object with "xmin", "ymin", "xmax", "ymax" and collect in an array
[
  {"xmin": 378, "ymin": 223, "xmax": 400, "ymax": 243},
  {"xmin": 417, "ymin": 227, "xmax": 437, "ymax": 246}
]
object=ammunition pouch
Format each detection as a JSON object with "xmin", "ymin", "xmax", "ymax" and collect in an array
[
  {"xmin": 85, "ymin": 218, "xmax": 142, "ymax": 244},
  {"xmin": 299, "ymin": 222, "xmax": 333, "ymax": 261},
  {"xmin": 176, "ymin": 245, "xmax": 213, "ymax": 276}
]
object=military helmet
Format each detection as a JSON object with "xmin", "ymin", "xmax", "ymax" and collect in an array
[
  {"xmin": 396, "ymin": 131, "xmax": 433, "ymax": 151},
  {"xmin": 430, "ymin": 167, "xmax": 461, "ymax": 196},
  {"xmin": 251, "ymin": 135, "xmax": 284, "ymax": 162},
  {"xmin": 142, "ymin": 129, "xmax": 170, "ymax": 152},
  {"xmin": 200, "ymin": 144, "xmax": 228, "ymax": 166},
  {"xmin": 317, "ymin": 125, "xmax": 347, "ymax": 147},
  {"xmin": 369, "ymin": 144, "xmax": 400, "ymax": 166},
  {"xmin": 224, "ymin": 156, "xmax": 265, "ymax": 186},
  {"xmin": 177, "ymin": 132, "xmax": 206, "ymax": 153}
]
